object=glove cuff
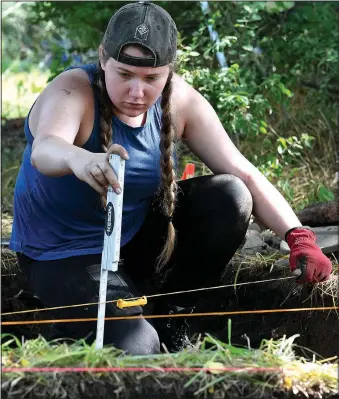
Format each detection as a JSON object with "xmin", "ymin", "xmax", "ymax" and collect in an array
[
  {"xmin": 285, "ymin": 226, "xmax": 317, "ymax": 247},
  {"xmin": 284, "ymin": 226, "xmax": 315, "ymax": 242}
]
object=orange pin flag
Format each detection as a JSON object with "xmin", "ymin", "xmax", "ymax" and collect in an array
[{"xmin": 181, "ymin": 163, "xmax": 195, "ymax": 180}]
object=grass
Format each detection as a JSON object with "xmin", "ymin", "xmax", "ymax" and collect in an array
[
  {"xmin": 1, "ymin": 213, "xmax": 13, "ymax": 238},
  {"xmin": 1, "ymin": 334, "xmax": 338, "ymax": 398}
]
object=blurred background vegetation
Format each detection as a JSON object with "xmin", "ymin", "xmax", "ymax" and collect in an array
[{"xmin": 2, "ymin": 1, "xmax": 338, "ymax": 217}]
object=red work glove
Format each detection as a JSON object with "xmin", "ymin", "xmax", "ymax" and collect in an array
[{"xmin": 285, "ymin": 227, "xmax": 333, "ymax": 284}]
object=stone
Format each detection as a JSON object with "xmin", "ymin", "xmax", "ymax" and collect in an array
[
  {"xmin": 260, "ymin": 230, "xmax": 283, "ymax": 250},
  {"xmin": 280, "ymin": 225, "xmax": 339, "ymax": 255},
  {"xmin": 240, "ymin": 230, "xmax": 269, "ymax": 254},
  {"xmin": 280, "ymin": 240, "xmax": 290, "ymax": 254},
  {"xmin": 248, "ymin": 223, "xmax": 261, "ymax": 232},
  {"xmin": 296, "ymin": 201, "xmax": 338, "ymax": 227},
  {"xmin": 272, "ymin": 258, "xmax": 289, "ymax": 270}
]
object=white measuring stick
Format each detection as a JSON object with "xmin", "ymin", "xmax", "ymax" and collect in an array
[{"xmin": 95, "ymin": 154, "xmax": 125, "ymax": 350}]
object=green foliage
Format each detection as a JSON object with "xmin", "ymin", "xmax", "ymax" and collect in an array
[
  {"xmin": 2, "ymin": 3, "xmax": 46, "ymax": 73},
  {"xmin": 46, "ymin": 46, "xmax": 74, "ymax": 83},
  {"xmin": 175, "ymin": 2, "xmax": 337, "ymax": 183}
]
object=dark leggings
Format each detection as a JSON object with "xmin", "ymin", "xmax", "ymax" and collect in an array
[{"xmin": 17, "ymin": 174, "xmax": 253, "ymax": 355}]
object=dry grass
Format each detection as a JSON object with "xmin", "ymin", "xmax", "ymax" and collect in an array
[
  {"xmin": 1, "ymin": 213, "xmax": 14, "ymax": 238},
  {"xmin": 179, "ymin": 146, "xmax": 337, "ymax": 215},
  {"xmin": 1, "ymin": 249, "xmax": 20, "ymax": 275},
  {"xmin": 226, "ymin": 253, "xmax": 339, "ymax": 325}
]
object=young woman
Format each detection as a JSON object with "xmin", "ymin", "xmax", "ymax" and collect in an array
[{"xmin": 9, "ymin": 2, "xmax": 332, "ymax": 355}]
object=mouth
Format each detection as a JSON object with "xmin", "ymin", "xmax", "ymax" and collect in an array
[{"xmin": 124, "ymin": 103, "xmax": 145, "ymax": 108}]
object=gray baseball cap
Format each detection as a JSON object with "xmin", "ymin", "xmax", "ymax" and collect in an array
[{"xmin": 102, "ymin": 1, "xmax": 177, "ymax": 67}]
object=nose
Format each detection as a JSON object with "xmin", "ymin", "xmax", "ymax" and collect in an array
[{"xmin": 129, "ymin": 78, "xmax": 145, "ymax": 99}]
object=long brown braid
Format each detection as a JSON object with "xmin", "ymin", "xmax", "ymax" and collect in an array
[
  {"xmin": 156, "ymin": 68, "xmax": 178, "ymax": 272},
  {"xmin": 93, "ymin": 49, "xmax": 113, "ymax": 209},
  {"xmin": 94, "ymin": 46, "xmax": 178, "ymax": 271}
]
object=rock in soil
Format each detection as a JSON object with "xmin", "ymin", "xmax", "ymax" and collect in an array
[
  {"xmin": 297, "ymin": 200, "xmax": 338, "ymax": 227},
  {"xmin": 239, "ymin": 230, "xmax": 270, "ymax": 255}
]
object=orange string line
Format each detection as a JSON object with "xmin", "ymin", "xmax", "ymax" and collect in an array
[{"xmin": 2, "ymin": 306, "xmax": 337, "ymax": 326}]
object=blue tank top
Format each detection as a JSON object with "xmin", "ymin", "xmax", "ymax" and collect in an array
[{"xmin": 9, "ymin": 63, "xmax": 175, "ymax": 260}]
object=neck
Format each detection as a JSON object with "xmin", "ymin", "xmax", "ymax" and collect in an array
[{"xmin": 113, "ymin": 109, "xmax": 147, "ymax": 128}]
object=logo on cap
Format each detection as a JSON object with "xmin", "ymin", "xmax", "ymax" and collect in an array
[{"xmin": 135, "ymin": 23, "xmax": 149, "ymax": 41}]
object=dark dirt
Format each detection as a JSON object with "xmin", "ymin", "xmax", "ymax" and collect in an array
[
  {"xmin": 1, "ymin": 117, "xmax": 26, "ymax": 150},
  {"xmin": 190, "ymin": 260, "xmax": 339, "ymax": 360},
  {"xmin": 2, "ymin": 372, "xmax": 339, "ymax": 399}
]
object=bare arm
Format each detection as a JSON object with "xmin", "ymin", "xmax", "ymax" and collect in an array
[
  {"xmin": 30, "ymin": 71, "xmax": 93, "ymax": 176},
  {"xmin": 32, "ymin": 136, "xmax": 91, "ymax": 176},
  {"xmin": 176, "ymin": 77, "xmax": 301, "ymax": 240}
]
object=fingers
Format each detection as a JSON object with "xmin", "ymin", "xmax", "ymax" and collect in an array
[
  {"xmin": 86, "ymin": 173, "xmax": 107, "ymax": 197},
  {"xmin": 104, "ymin": 145, "xmax": 129, "ymax": 194},
  {"xmin": 84, "ymin": 146, "xmax": 128, "ymax": 195},
  {"xmin": 301, "ymin": 268, "xmax": 331, "ymax": 284},
  {"xmin": 106, "ymin": 144, "xmax": 129, "ymax": 160},
  {"xmin": 317, "ymin": 271, "xmax": 331, "ymax": 283},
  {"xmin": 100, "ymin": 161, "xmax": 121, "ymax": 194},
  {"xmin": 90, "ymin": 165, "xmax": 109, "ymax": 187}
]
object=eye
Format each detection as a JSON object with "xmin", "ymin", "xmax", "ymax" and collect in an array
[
  {"xmin": 145, "ymin": 76, "xmax": 159, "ymax": 82},
  {"xmin": 118, "ymin": 72, "xmax": 131, "ymax": 79}
]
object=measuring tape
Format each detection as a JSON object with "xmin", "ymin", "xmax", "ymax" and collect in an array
[{"xmin": 95, "ymin": 154, "xmax": 125, "ymax": 350}]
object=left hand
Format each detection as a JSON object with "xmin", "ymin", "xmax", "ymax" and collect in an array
[{"xmin": 286, "ymin": 227, "xmax": 333, "ymax": 284}]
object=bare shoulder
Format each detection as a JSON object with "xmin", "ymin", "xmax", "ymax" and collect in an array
[
  {"xmin": 46, "ymin": 68, "xmax": 91, "ymax": 94},
  {"xmin": 171, "ymin": 73, "xmax": 197, "ymax": 138},
  {"xmin": 171, "ymin": 73, "xmax": 196, "ymax": 105},
  {"xmin": 29, "ymin": 68, "xmax": 96, "ymax": 145},
  {"xmin": 31, "ymin": 68, "xmax": 94, "ymax": 120}
]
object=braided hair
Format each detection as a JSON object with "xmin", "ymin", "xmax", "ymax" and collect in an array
[
  {"xmin": 155, "ymin": 69, "xmax": 178, "ymax": 271},
  {"xmin": 93, "ymin": 50, "xmax": 113, "ymax": 209}
]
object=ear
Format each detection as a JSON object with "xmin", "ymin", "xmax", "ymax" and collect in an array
[{"xmin": 99, "ymin": 45, "xmax": 106, "ymax": 71}]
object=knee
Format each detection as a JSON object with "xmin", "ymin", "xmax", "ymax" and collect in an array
[
  {"xmin": 208, "ymin": 174, "xmax": 253, "ymax": 219},
  {"xmin": 118, "ymin": 319, "xmax": 161, "ymax": 355}
]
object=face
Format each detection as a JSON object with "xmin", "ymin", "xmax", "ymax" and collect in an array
[{"xmin": 100, "ymin": 45, "xmax": 170, "ymax": 118}]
